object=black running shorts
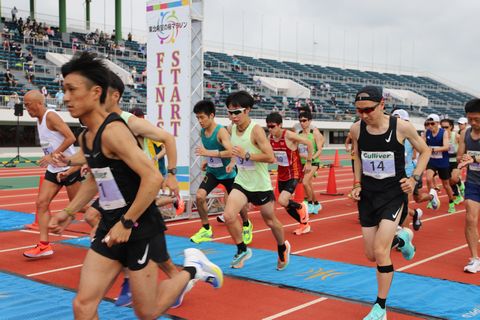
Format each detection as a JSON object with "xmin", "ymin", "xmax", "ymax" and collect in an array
[{"xmin": 358, "ymin": 190, "xmax": 408, "ymax": 227}]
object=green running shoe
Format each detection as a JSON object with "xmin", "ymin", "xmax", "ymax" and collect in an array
[
  {"xmin": 448, "ymin": 202, "xmax": 456, "ymax": 213},
  {"xmin": 190, "ymin": 226, "xmax": 213, "ymax": 244},
  {"xmin": 459, "ymin": 180, "xmax": 465, "ymax": 197},
  {"xmin": 454, "ymin": 195, "xmax": 464, "ymax": 205},
  {"xmin": 242, "ymin": 220, "xmax": 253, "ymax": 245}
]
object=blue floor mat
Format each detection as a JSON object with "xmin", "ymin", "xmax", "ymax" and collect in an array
[
  {"xmin": 0, "ymin": 272, "xmax": 177, "ymax": 320},
  {"xmin": 0, "ymin": 210, "xmax": 34, "ymax": 231},
  {"xmin": 63, "ymin": 235, "xmax": 480, "ymax": 319}
]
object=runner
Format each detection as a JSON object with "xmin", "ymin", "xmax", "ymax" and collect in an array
[
  {"xmin": 298, "ymin": 110, "xmax": 324, "ymax": 214},
  {"xmin": 223, "ymin": 91, "xmax": 290, "ymax": 270},
  {"xmin": 191, "ymin": 99, "xmax": 252, "ymax": 244},
  {"xmin": 266, "ymin": 111, "xmax": 313, "ymax": 235},
  {"xmin": 48, "ymin": 52, "xmax": 222, "ymax": 318},
  {"xmin": 22, "ymin": 89, "xmax": 82, "ymax": 259},
  {"xmin": 349, "ymin": 86, "xmax": 430, "ymax": 320},
  {"xmin": 457, "ymin": 99, "xmax": 480, "ymax": 273},
  {"xmin": 424, "ymin": 114, "xmax": 456, "ymax": 213}
]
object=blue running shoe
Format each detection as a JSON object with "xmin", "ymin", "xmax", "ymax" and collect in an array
[
  {"xmin": 171, "ymin": 279, "xmax": 196, "ymax": 308},
  {"xmin": 363, "ymin": 303, "xmax": 387, "ymax": 320},
  {"xmin": 115, "ymin": 278, "xmax": 132, "ymax": 307},
  {"xmin": 429, "ymin": 188, "xmax": 440, "ymax": 210},
  {"xmin": 397, "ymin": 228, "xmax": 415, "ymax": 260},
  {"xmin": 313, "ymin": 202, "xmax": 322, "ymax": 214},
  {"xmin": 231, "ymin": 248, "xmax": 252, "ymax": 269}
]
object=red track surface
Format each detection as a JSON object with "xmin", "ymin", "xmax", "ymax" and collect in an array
[{"xmin": 0, "ymin": 164, "xmax": 477, "ymax": 319}]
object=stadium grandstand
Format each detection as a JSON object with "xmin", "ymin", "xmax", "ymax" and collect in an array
[{"xmin": 0, "ymin": 4, "xmax": 476, "ymax": 153}]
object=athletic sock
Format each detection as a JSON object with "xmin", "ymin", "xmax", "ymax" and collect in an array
[
  {"xmin": 286, "ymin": 207, "xmax": 302, "ymax": 223},
  {"xmin": 183, "ymin": 266, "xmax": 197, "ymax": 280},
  {"xmin": 203, "ymin": 224, "xmax": 210, "ymax": 230},
  {"xmin": 287, "ymin": 200, "xmax": 301, "ymax": 210},
  {"xmin": 40, "ymin": 241, "xmax": 49, "ymax": 246},
  {"xmin": 314, "ymin": 201, "xmax": 319, "ymax": 205},
  {"xmin": 391, "ymin": 236, "xmax": 405, "ymax": 249},
  {"xmin": 375, "ymin": 297, "xmax": 387, "ymax": 309},
  {"xmin": 242, "ymin": 220, "xmax": 250, "ymax": 227},
  {"xmin": 236, "ymin": 242, "xmax": 247, "ymax": 254},
  {"xmin": 277, "ymin": 243, "xmax": 287, "ymax": 261}
]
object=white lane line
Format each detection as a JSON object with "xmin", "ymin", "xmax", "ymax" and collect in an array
[
  {"xmin": 19, "ymin": 229, "xmax": 78, "ymax": 238},
  {"xmin": 27, "ymin": 264, "xmax": 83, "ymax": 277},
  {"xmin": 0, "ymin": 244, "xmax": 36, "ymax": 253},
  {"xmin": 262, "ymin": 297, "xmax": 328, "ymax": 320},
  {"xmin": 0, "ymin": 198, "xmax": 69, "ymax": 207},
  {"xmin": 397, "ymin": 244, "xmax": 470, "ymax": 272}
]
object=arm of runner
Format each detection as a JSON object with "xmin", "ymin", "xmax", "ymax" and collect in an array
[
  {"xmin": 312, "ymin": 128, "xmax": 324, "ymax": 159},
  {"xmin": 233, "ymin": 124, "xmax": 275, "ymax": 163},
  {"xmin": 155, "ymin": 144, "xmax": 166, "ymax": 160},
  {"xmin": 286, "ymin": 130, "xmax": 313, "ymax": 172},
  {"xmin": 102, "ymin": 121, "xmax": 163, "ymax": 247},
  {"xmin": 56, "ymin": 165, "xmax": 81, "ymax": 182},
  {"xmin": 457, "ymin": 129, "xmax": 472, "ymax": 169},
  {"xmin": 350, "ymin": 123, "xmax": 362, "ymax": 201},
  {"xmin": 345, "ymin": 133, "xmax": 352, "ymax": 152},
  {"xmin": 52, "ymin": 149, "xmax": 87, "ymax": 167},
  {"xmin": 431, "ymin": 129, "xmax": 450, "ymax": 153}
]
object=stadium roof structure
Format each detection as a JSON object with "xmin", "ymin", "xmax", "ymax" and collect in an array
[{"xmin": 384, "ymin": 88, "xmax": 428, "ymax": 107}]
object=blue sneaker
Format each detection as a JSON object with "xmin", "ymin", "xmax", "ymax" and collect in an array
[
  {"xmin": 363, "ymin": 303, "xmax": 387, "ymax": 320},
  {"xmin": 313, "ymin": 202, "xmax": 322, "ymax": 214},
  {"xmin": 429, "ymin": 188, "xmax": 440, "ymax": 210},
  {"xmin": 231, "ymin": 248, "xmax": 252, "ymax": 269},
  {"xmin": 115, "ymin": 278, "xmax": 132, "ymax": 307},
  {"xmin": 171, "ymin": 279, "xmax": 196, "ymax": 308},
  {"xmin": 307, "ymin": 202, "xmax": 315, "ymax": 214},
  {"xmin": 397, "ymin": 228, "xmax": 415, "ymax": 260}
]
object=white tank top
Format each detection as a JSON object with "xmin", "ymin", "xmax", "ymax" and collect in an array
[{"xmin": 37, "ymin": 109, "xmax": 76, "ymax": 173}]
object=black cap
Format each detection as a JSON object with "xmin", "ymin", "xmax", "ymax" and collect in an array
[{"xmin": 355, "ymin": 86, "xmax": 383, "ymax": 103}]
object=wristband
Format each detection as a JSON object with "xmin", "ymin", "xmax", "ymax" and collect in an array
[
  {"xmin": 64, "ymin": 208, "xmax": 75, "ymax": 219},
  {"xmin": 354, "ymin": 180, "xmax": 361, "ymax": 184},
  {"xmin": 218, "ymin": 150, "xmax": 221, "ymax": 157},
  {"xmin": 353, "ymin": 183, "xmax": 361, "ymax": 189},
  {"xmin": 67, "ymin": 159, "xmax": 72, "ymax": 166}
]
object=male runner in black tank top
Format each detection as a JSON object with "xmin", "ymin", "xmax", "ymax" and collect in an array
[
  {"xmin": 349, "ymin": 86, "xmax": 431, "ymax": 320},
  {"xmin": 48, "ymin": 52, "xmax": 223, "ymax": 318}
]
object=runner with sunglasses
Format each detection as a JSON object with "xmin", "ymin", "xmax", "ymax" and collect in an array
[
  {"xmin": 266, "ymin": 112, "xmax": 313, "ymax": 235},
  {"xmin": 424, "ymin": 114, "xmax": 456, "ymax": 213},
  {"xmin": 298, "ymin": 110, "xmax": 324, "ymax": 214},
  {"xmin": 223, "ymin": 91, "xmax": 290, "ymax": 270},
  {"xmin": 349, "ymin": 86, "xmax": 430, "ymax": 320}
]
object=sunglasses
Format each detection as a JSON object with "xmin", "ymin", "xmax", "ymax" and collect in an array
[
  {"xmin": 356, "ymin": 102, "xmax": 380, "ymax": 114},
  {"xmin": 227, "ymin": 108, "xmax": 246, "ymax": 116},
  {"xmin": 267, "ymin": 124, "xmax": 277, "ymax": 129},
  {"xmin": 441, "ymin": 126, "xmax": 450, "ymax": 129},
  {"xmin": 299, "ymin": 119, "xmax": 310, "ymax": 123},
  {"xmin": 425, "ymin": 122, "xmax": 436, "ymax": 126}
]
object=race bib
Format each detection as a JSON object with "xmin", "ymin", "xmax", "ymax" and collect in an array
[
  {"xmin": 298, "ymin": 144, "xmax": 308, "ymax": 158},
  {"xmin": 274, "ymin": 150, "xmax": 289, "ymax": 167},
  {"xmin": 90, "ymin": 167, "xmax": 127, "ymax": 210},
  {"xmin": 431, "ymin": 151, "xmax": 443, "ymax": 159},
  {"xmin": 41, "ymin": 142, "xmax": 54, "ymax": 155},
  {"xmin": 207, "ymin": 155, "xmax": 224, "ymax": 168},
  {"xmin": 361, "ymin": 151, "xmax": 396, "ymax": 179},
  {"xmin": 468, "ymin": 151, "xmax": 480, "ymax": 171},
  {"xmin": 448, "ymin": 143, "xmax": 456, "ymax": 154},
  {"xmin": 236, "ymin": 156, "xmax": 255, "ymax": 170}
]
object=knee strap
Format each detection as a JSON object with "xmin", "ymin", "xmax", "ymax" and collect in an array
[{"xmin": 377, "ymin": 264, "xmax": 394, "ymax": 273}]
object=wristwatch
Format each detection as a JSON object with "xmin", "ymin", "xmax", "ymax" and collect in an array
[
  {"xmin": 120, "ymin": 215, "xmax": 135, "ymax": 229},
  {"xmin": 245, "ymin": 152, "xmax": 251, "ymax": 161},
  {"xmin": 167, "ymin": 168, "xmax": 177, "ymax": 175},
  {"xmin": 412, "ymin": 174, "xmax": 421, "ymax": 184}
]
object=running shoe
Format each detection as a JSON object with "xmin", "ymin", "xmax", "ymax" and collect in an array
[
  {"xmin": 190, "ymin": 226, "xmax": 213, "ymax": 244},
  {"xmin": 412, "ymin": 208, "xmax": 423, "ymax": 231},
  {"xmin": 183, "ymin": 248, "xmax": 223, "ymax": 288},
  {"xmin": 277, "ymin": 240, "xmax": 291, "ymax": 271},
  {"xmin": 363, "ymin": 303, "xmax": 387, "ymax": 320},
  {"xmin": 242, "ymin": 220, "xmax": 253, "ymax": 245},
  {"xmin": 307, "ymin": 202, "xmax": 315, "ymax": 214},
  {"xmin": 231, "ymin": 248, "xmax": 252, "ymax": 269},
  {"xmin": 453, "ymin": 195, "xmax": 464, "ymax": 205},
  {"xmin": 448, "ymin": 202, "xmax": 456, "ymax": 213},
  {"xmin": 115, "ymin": 278, "xmax": 132, "ymax": 307},
  {"xmin": 171, "ymin": 279, "xmax": 196, "ymax": 308},
  {"xmin": 426, "ymin": 202, "xmax": 432, "ymax": 209},
  {"xmin": 429, "ymin": 188, "xmax": 440, "ymax": 210},
  {"xmin": 298, "ymin": 202, "xmax": 309, "ymax": 223},
  {"xmin": 397, "ymin": 228, "xmax": 415, "ymax": 260},
  {"xmin": 459, "ymin": 180, "xmax": 465, "ymax": 197},
  {"xmin": 464, "ymin": 258, "xmax": 480, "ymax": 273},
  {"xmin": 313, "ymin": 202, "xmax": 322, "ymax": 214},
  {"xmin": 23, "ymin": 243, "xmax": 54, "ymax": 258},
  {"xmin": 293, "ymin": 223, "xmax": 311, "ymax": 235},
  {"xmin": 216, "ymin": 214, "xmax": 225, "ymax": 223}
]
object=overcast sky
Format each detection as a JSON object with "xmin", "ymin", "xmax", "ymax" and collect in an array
[{"xmin": 4, "ymin": 0, "xmax": 479, "ymax": 95}]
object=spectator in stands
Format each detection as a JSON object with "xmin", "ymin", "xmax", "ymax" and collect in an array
[
  {"xmin": 317, "ymin": 103, "xmax": 324, "ymax": 114},
  {"xmin": 14, "ymin": 43, "xmax": 22, "ymax": 58},
  {"xmin": 41, "ymin": 33, "xmax": 49, "ymax": 44},
  {"xmin": 131, "ymin": 66, "xmax": 137, "ymax": 82},
  {"xmin": 6, "ymin": 92, "xmax": 20, "ymax": 109},
  {"xmin": 128, "ymin": 32, "xmax": 133, "ymax": 41},
  {"xmin": 324, "ymin": 83, "xmax": 331, "ymax": 92},
  {"xmin": 25, "ymin": 51, "xmax": 34, "ymax": 64},
  {"xmin": 129, "ymin": 96, "xmax": 137, "ymax": 108},
  {"xmin": 220, "ymin": 82, "xmax": 225, "ymax": 92},
  {"xmin": 26, "ymin": 65, "xmax": 35, "ymax": 83},
  {"xmin": 141, "ymin": 69, "xmax": 147, "ymax": 83},
  {"xmin": 40, "ymin": 86, "xmax": 48, "ymax": 98},
  {"xmin": 231, "ymin": 57, "xmax": 241, "ymax": 72},
  {"xmin": 282, "ymin": 96, "xmax": 289, "ymax": 110},
  {"xmin": 55, "ymin": 89, "xmax": 64, "ymax": 109},
  {"xmin": 5, "ymin": 69, "xmax": 17, "ymax": 87},
  {"xmin": 11, "ymin": 6, "xmax": 18, "ymax": 22},
  {"xmin": 331, "ymin": 93, "xmax": 337, "ymax": 106},
  {"xmin": 2, "ymin": 39, "xmax": 10, "ymax": 51},
  {"xmin": 53, "ymin": 73, "xmax": 64, "ymax": 87},
  {"xmin": 214, "ymin": 91, "xmax": 220, "ymax": 105}
]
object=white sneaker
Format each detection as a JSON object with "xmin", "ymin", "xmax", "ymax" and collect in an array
[
  {"xmin": 216, "ymin": 214, "xmax": 225, "ymax": 223},
  {"xmin": 184, "ymin": 248, "xmax": 223, "ymax": 288},
  {"xmin": 429, "ymin": 188, "xmax": 440, "ymax": 210},
  {"xmin": 171, "ymin": 279, "xmax": 196, "ymax": 308},
  {"xmin": 464, "ymin": 258, "xmax": 480, "ymax": 273}
]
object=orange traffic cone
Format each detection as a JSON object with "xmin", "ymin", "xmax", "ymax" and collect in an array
[
  {"xmin": 333, "ymin": 149, "xmax": 341, "ymax": 167},
  {"xmin": 25, "ymin": 175, "xmax": 44, "ymax": 230},
  {"xmin": 293, "ymin": 182, "xmax": 305, "ymax": 202},
  {"xmin": 321, "ymin": 165, "xmax": 344, "ymax": 196}
]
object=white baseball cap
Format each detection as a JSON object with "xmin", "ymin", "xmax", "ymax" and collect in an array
[
  {"xmin": 458, "ymin": 117, "xmax": 468, "ymax": 124},
  {"xmin": 427, "ymin": 114, "xmax": 440, "ymax": 122},
  {"xmin": 392, "ymin": 109, "xmax": 409, "ymax": 121}
]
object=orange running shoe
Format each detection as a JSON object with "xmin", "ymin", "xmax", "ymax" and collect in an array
[
  {"xmin": 277, "ymin": 240, "xmax": 291, "ymax": 271},
  {"xmin": 297, "ymin": 202, "xmax": 309, "ymax": 224},
  {"xmin": 23, "ymin": 243, "xmax": 54, "ymax": 258},
  {"xmin": 293, "ymin": 223, "xmax": 311, "ymax": 235}
]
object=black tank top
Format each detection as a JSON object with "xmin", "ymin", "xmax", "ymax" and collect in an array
[
  {"xmin": 358, "ymin": 116, "xmax": 406, "ymax": 193},
  {"xmin": 82, "ymin": 113, "xmax": 165, "ymax": 240}
]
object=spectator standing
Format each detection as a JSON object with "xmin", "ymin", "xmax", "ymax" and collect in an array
[
  {"xmin": 55, "ymin": 89, "xmax": 64, "ymax": 109},
  {"xmin": 6, "ymin": 92, "xmax": 20, "ymax": 109},
  {"xmin": 11, "ymin": 6, "xmax": 18, "ymax": 22},
  {"xmin": 41, "ymin": 86, "xmax": 48, "ymax": 97},
  {"xmin": 53, "ymin": 73, "xmax": 64, "ymax": 87},
  {"xmin": 5, "ymin": 69, "xmax": 17, "ymax": 86},
  {"xmin": 214, "ymin": 91, "xmax": 220, "ymax": 105},
  {"xmin": 127, "ymin": 32, "xmax": 133, "ymax": 41}
]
